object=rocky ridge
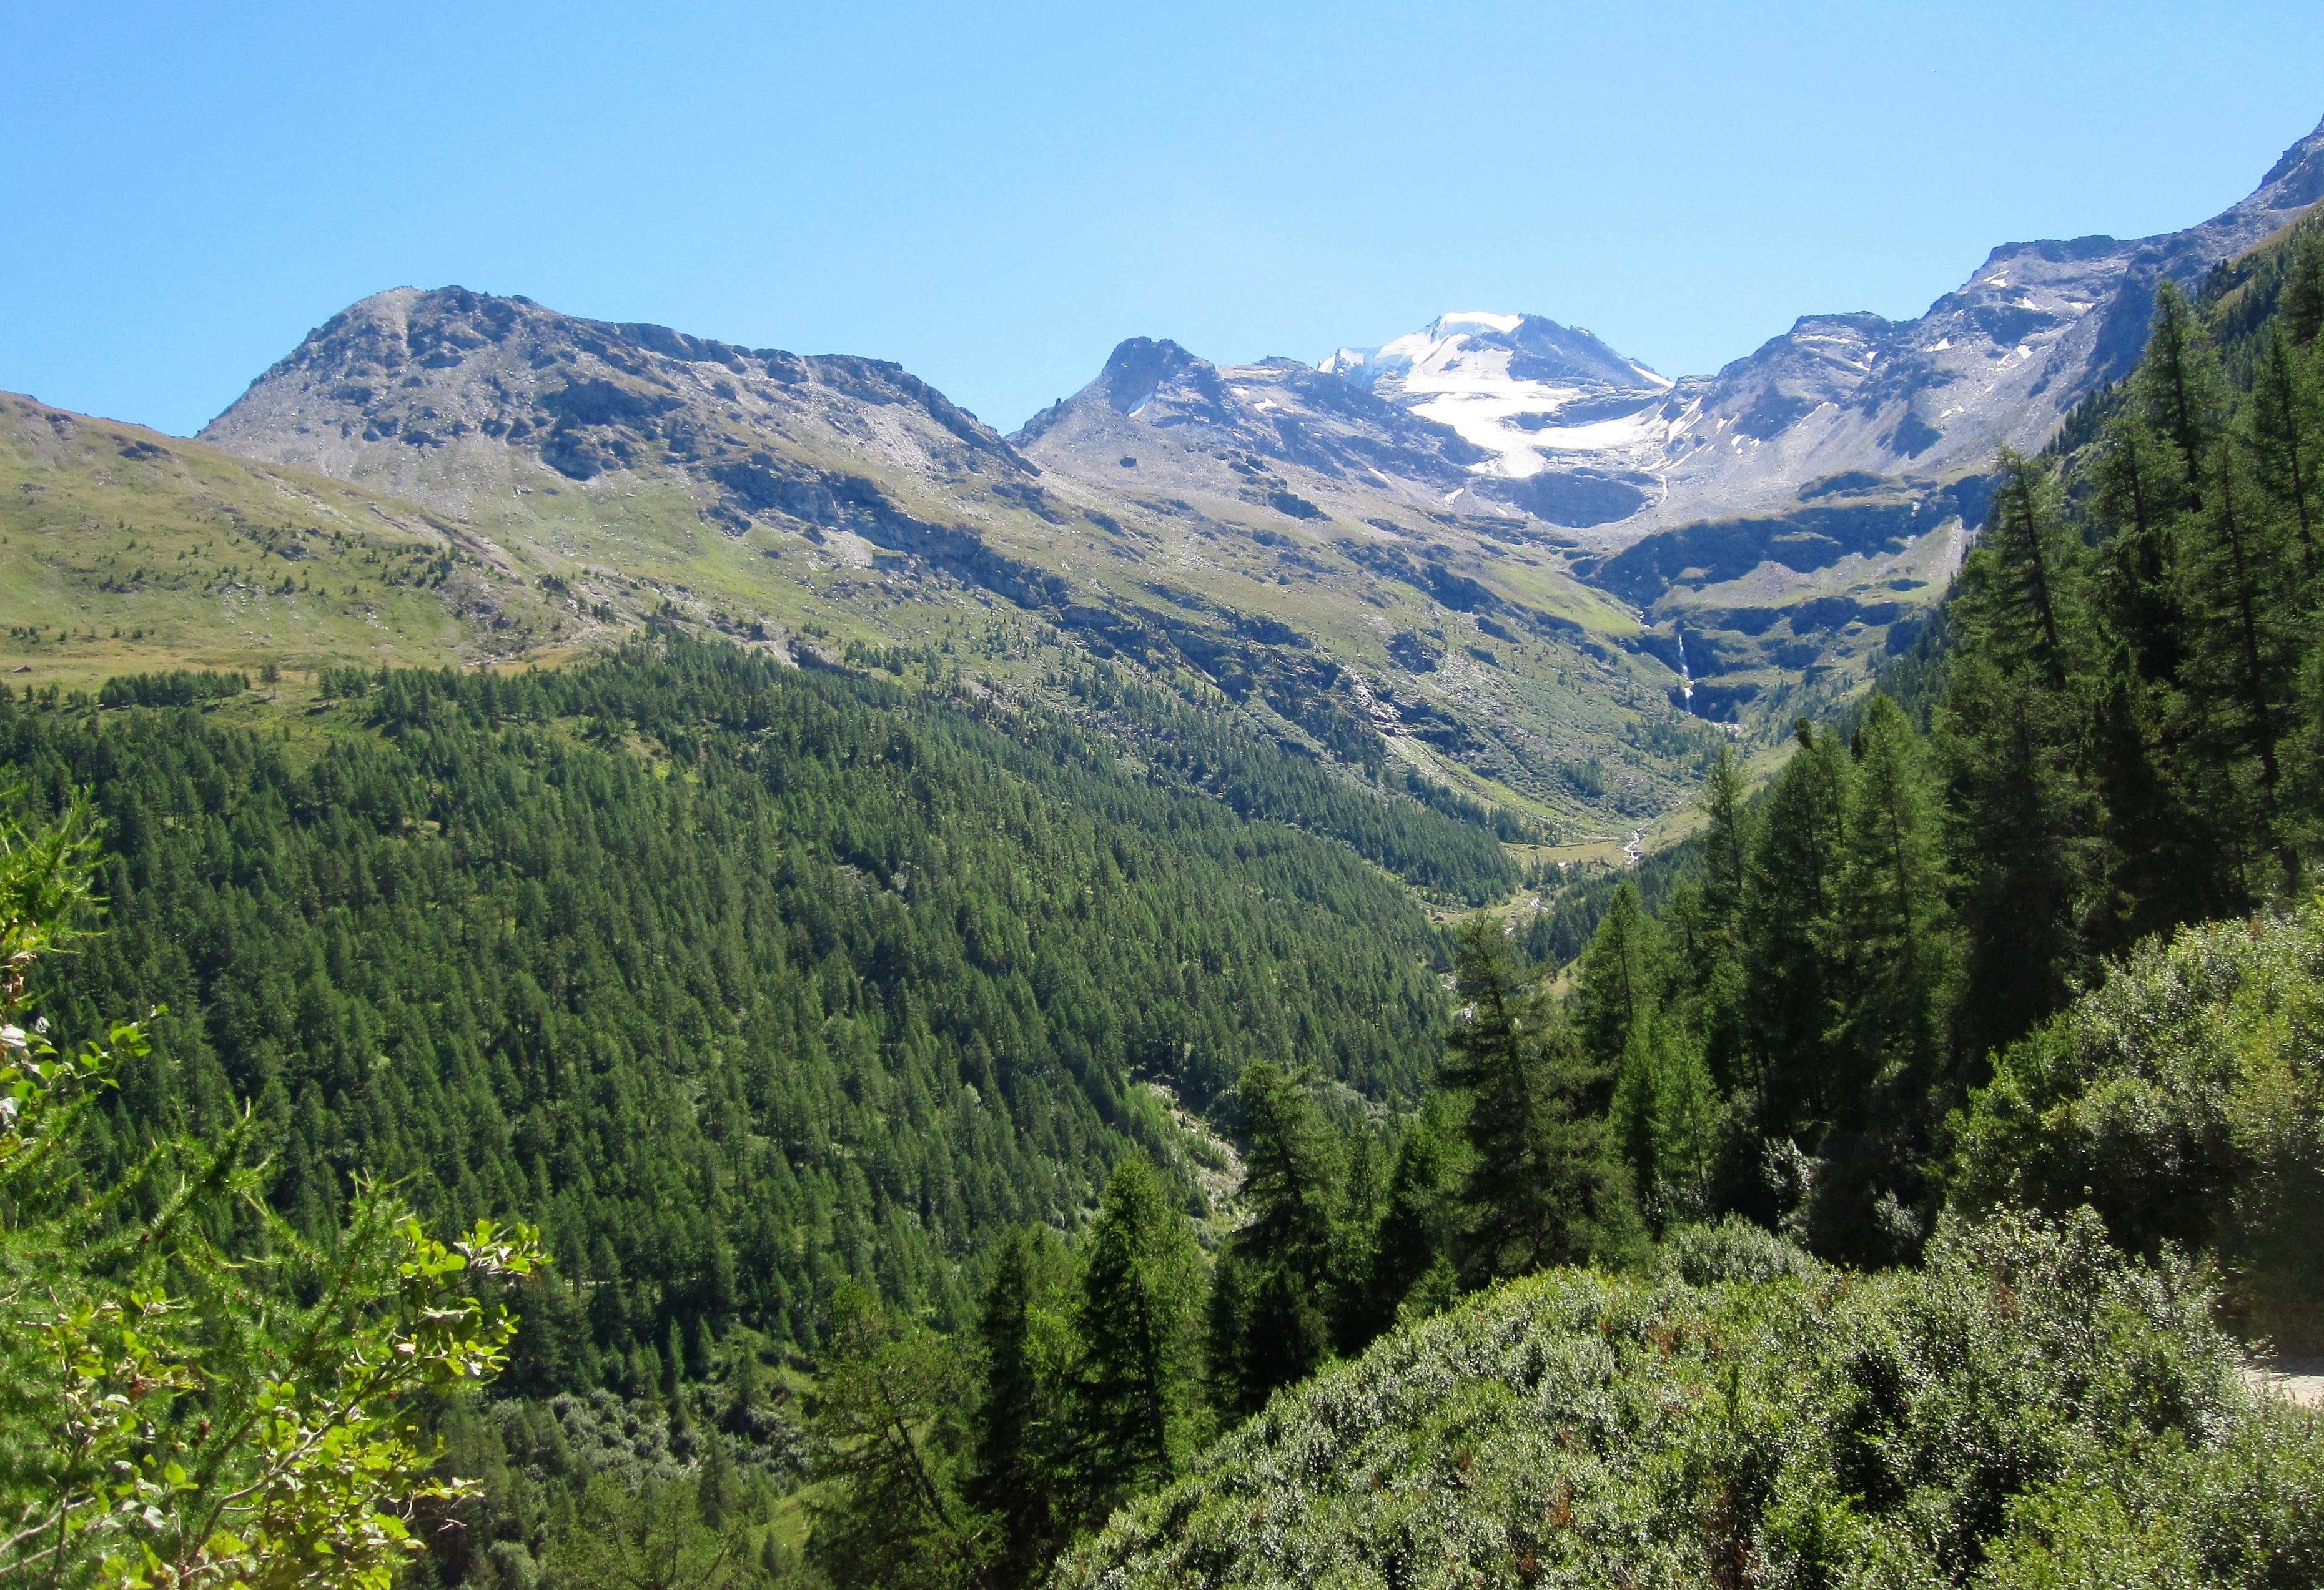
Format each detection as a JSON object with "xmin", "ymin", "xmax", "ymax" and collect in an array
[
  {"xmin": 1022, "ymin": 116, "xmax": 2324, "ymax": 723},
  {"xmin": 199, "ymin": 290, "xmax": 1713, "ymax": 837}
]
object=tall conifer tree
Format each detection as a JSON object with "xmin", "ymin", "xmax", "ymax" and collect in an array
[
  {"xmin": 1069, "ymin": 1156, "xmax": 1208, "ymax": 1516},
  {"xmin": 1743, "ymin": 720, "xmax": 1852, "ymax": 1135},
  {"xmin": 1440, "ymin": 919, "xmax": 1641, "ymax": 1285},
  {"xmin": 1836, "ymin": 694, "xmax": 1955, "ymax": 1092},
  {"xmin": 1208, "ymin": 1061, "xmax": 1342, "ymax": 1419},
  {"xmin": 1936, "ymin": 453, "xmax": 2097, "ymax": 1053},
  {"xmin": 969, "ymin": 1227, "xmax": 1072, "ymax": 1588}
]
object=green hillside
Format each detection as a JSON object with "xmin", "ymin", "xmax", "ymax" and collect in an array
[
  {"xmin": 0, "ymin": 392, "xmax": 589, "ymax": 686},
  {"xmin": 10, "ymin": 638, "xmax": 1451, "ymax": 1379},
  {"xmin": 193, "ymin": 288, "xmax": 1726, "ymax": 842},
  {"xmin": 9, "ymin": 188, "xmax": 2322, "ymax": 1590}
]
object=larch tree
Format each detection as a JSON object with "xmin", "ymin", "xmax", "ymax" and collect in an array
[{"xmin": 1440, "ymin": 919, "xmax": 1641, "ymax": 1286}]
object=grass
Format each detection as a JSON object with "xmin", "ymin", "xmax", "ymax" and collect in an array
[{"xmin": 0, "ymin": 394, "xmax": 588, "ymax": 688}]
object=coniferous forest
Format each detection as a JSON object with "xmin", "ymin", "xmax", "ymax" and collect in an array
[{"xmin": 7, "ymin": 223, "xmax": 2324, "ymax": 1590}]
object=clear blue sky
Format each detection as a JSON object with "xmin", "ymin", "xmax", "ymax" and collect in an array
[{"xmin": 6, "ymin": 1, "xmax": 2321, "ymax": 438}]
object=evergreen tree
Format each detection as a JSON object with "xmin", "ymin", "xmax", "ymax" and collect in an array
[
  {"xmin": 807, "ymin": 1283, "xmax": 989, "ymax": 1590},
  {"xmin": 969, "ymin": 1226, "xmax": 1074, "ymax": 1589},
  {"xmin": 1440, "ymin": 919, "xmax": 1642, "ymax": 1286},
  {"xmin": 1936, "ymin": 452, "xmax": 2097, "ymax": 1056},
  {"xmin": 1608, "ymin": 1005, "xmax": 1721, "ymax": 1228},
  {"xmin": 1358, "ymin": 1095, "xmax": 1463, "ymax": 1338},
  {"xmin": 2282, "ymin": 225, "xmax": 2324, "ymax": 347},
  {"xmin": 1208, "ymin": 1061, "xmax": 1341, "ymax": 1420},
  {"xmin": 2090, "ymin": 415, "xmax": 2184, "ymax": 684},
  {"xmin": 2246, "ymin": 327, "xmax": 2320, "ymax": 570},
  {"xmin": 548, "ymin": 1475, "xmax": 767, "ymax": 1590},
  {"xmin": 2172, "ymin": 439, "xmax": 2303, "ymax": 886},
  {"xmin": 1573, "ymin": 882, "xmax": 1718, "ymax": 1222},
  {"xmin": 1069, "ymin": 1156, "xmax": 1209, "ymax": 1517},
  {"xmin": 1685, "ymin": 746, "xmax": 1753, "ymax": 1090},
  {"xmin": 1836, "ymin": 694, "xmax": 1954, "ymax": 1090},
  {"xmin": 1743, "ymin": 720, "xmax": 1852, "ymax": 1137},
  {"xmin": 2139, "ymin": 280, "xmax": 2227, "ymax": 501},
  {"xmin": 1573, "ymin": 881, "xmax": 1663, "ymax": 1072}
]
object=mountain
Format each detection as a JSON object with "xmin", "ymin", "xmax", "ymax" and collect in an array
[
  {"xmin": 197, "ymin": 289, "xmax": 1723, "ymax": 843},
  {"xmin": 172, "ymin": 114, "xmax": 2324, "ymax": 835},
  {"xmin": 1318, "ymin": 310, "xmax": 1674, "ymax": 527},
  {"xmin": 0, "ymin": 390, "xmax": 580, "ymax": 687},
  {"xmin": 1322, "ymin": 116, "xmax": 2324, "ymax": 542},
  {"xmin": 1026, "ymin": 116, "xmax": 2324, "ymax": 725}
]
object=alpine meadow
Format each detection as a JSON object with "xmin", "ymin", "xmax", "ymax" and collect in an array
[{"xmin": 6, "ymin": 46, "xmax": 2324, "ymax": 1590}]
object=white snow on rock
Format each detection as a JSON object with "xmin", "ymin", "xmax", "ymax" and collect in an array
[{"xmin": 1325, "ymin": 311, "xmax": 1673, "ymax": 480}]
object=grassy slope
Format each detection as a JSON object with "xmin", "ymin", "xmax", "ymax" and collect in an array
[
  {"xmin": 285, "ymin": 428, "xmax": 1712, "ymax": 841},
  {"xmin": 0, "ymin": 393, "xmax": 588, "ymax": 688}
]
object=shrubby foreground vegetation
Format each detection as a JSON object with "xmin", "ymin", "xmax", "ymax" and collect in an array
[{"xmin": 1057, "ymin": 1214, "xmax": 2323, "ymax": 1590}]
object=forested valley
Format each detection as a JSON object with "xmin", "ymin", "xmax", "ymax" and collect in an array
[{"xmin": 7, "ymin": 220, "xmax": 2324, "ymax": 1590}]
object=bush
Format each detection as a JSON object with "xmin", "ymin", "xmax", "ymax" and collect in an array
[
  {"xmin": 1954, "ymin": 901, "xmax": 2324, "ymax": 1351},
  {"xmin": 1055, "ymin": 1209, "xmax": 2320, "ymax": 1590}
]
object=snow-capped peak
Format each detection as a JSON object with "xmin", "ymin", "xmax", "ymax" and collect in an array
[
  {"xmin": 1322, "ymin": 311, "xmax": 1670, "ymax": 478},
  {"xmin": 1436, "ymin": 309, "xmax": 1525, "ymax": 334}
]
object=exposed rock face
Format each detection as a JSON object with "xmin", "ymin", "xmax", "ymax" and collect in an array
[
  {"xmin": 1621, "ymin": 113, "xmax": 2324, "ymax": 537},
  {"xmin": 1035, "ymin": 116, "xmax": 2324, "ymax": 555},
  {"xmin": 188, "ymin": 116, "xmax": 2324, "ymax": 834},
  {"xmin": 202, "ymin": 285, "xmax": 1032, "ymax": 529},
  {"xmin": 1016, "ymin": 337, "xmax": 1488, "ymax": 501},
  {"xmin": 200, "ymin": 289, "xmax": 1713, "ymax": 829}
]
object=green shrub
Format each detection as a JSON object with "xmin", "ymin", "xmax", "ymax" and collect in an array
[
  {"xmin": 1954, "ymin": 902, "xmax": 2324, "ymax": 1351},
  {"xmin": 1056, "ymin": 1210, "xmax": 2320, "ymax": 1590}
]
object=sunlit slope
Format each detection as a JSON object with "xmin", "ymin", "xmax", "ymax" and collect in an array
[
  {"xmin": 1057, "ymin": 1217, "xmax": 2316, "ymax": 1590},
  {"xmin": 195, "ymin": 289, "xmax": 1723, "ymax": 836},
  {"xmin": 0, "ymin": 392, "xmax": 585, "ymax": 687}
]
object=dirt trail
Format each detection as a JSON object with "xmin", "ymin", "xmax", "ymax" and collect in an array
[{"xmin": 2242, "ymin": 1356, "xmax": 2324, "ymax": 1408}]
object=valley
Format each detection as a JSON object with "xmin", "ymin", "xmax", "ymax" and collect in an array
[{"xmin": 6, "ymin": 94, "xmax": 2324, "ymax": 1590}]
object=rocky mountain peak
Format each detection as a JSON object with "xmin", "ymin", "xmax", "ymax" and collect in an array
[
  {"xmin": 202, "ymin": 285, "xmax": 1036, "ymax": 536},
  {"xmin": 2251, "ymin": 114, "xmax": 2324, "ymax": 212}
]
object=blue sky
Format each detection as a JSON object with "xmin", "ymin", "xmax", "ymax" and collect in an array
[{"xmin": 5, "ymin": 1, "xmax": 2321, "ymax": 438}]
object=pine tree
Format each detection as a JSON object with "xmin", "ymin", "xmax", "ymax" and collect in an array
[
  {"xmin": 1936, "ymin": 452, "xmax": 2097, "ymax": 1056},
  {"xmin": 2247, "ymin": 327, "xmax": 2321, "ymax": 571},
  {"xmin": 1208, "ymin": 1061, "xmax": 1340, "ymax": 1420},
  {"xmin": 2090, "ymin": 416, "xmax": 2185, "ymax": 684},
  {"xmin": 1573, "ymin": 882, "xmax": 1718, "ymax": 1222},
  {"xmin": 2139, "ymin": 280, "xmax": 2227, "ymax": 502},
  {"xmin": 2282, "ymin": 225, "xmax": 2324, "ymax": 347},
  {"xmin": 1687, "ymin": 746, "xmax": 1753, "ymax": 1090},
  {"xmin": 1069, "ymin": 1155, "xmax": 1209, "ymax": 1516},
  {"xmin": 1358, "ymin": 1095, "xmax": 1462, "ymax": 1340},
  {"xmin": 1836, "ymin": 694, "xmax": 1955, "ymax": 1093},
  {"xmin": 806, "ymin": 1283, "xmax": 989, "ymax": 1590},
  {"xmin": 1440, "ymin": 919, "xmax": 1641, "ymax": 1286},
  {"xmin": 2172, "ymin": 440, "xmax": 2303, "ymax": 887},
  {"xmin": 1574, "ymin": 881, "xmax": 1663, "ymax": 1072},
  {"xmin": 969, "ymin": 1226, "xmax": 1072, "ymax": 1588},
  {"xmin": 1743, "ymin": 719, "xmax": 1852, "ymax": 1137}
]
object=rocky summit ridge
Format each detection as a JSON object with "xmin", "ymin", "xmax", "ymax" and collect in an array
[
  {"xmin": 1286, "ymin": 114, "xmax": 2324, "ymax": 548},
  {"xmin": 195, "ymin": 288, "xmax": 1709, "ymax": 841}
]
